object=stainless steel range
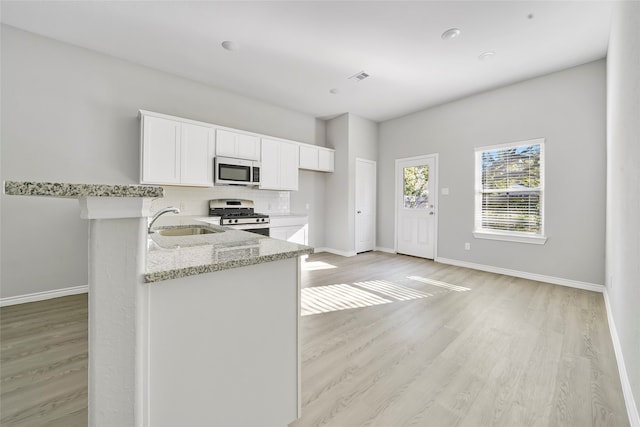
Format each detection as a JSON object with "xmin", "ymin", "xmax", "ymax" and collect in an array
[{"xmin": 208, "ymin": 199, "xmax": 270, "ymax": 236}]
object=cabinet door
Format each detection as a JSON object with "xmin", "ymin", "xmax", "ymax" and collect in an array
[
  {"xmin": 259, "ymin": 138, "xmax": 281, "ymax": 190},
  {"xmin": 269, "ymin": 227, "xmax": 289, "ymax": 241},
  {"xmin": 318, "ymin": 149, "xmax": 335, "ymax": 172},
  {"xmin": 236, "ymin": 134, "xmax": 260, "ymax": 160},
  {"xmin": 298, "ymin": 145, "xmax": 318, "ymax": 170},
  {"xmin": 215, "ymin": 129, "xmax": 238, "ymax": 158},
  {"xmin": 215, "ymin": 129, "xmax": 260, "ymax": 160},
  {"xmin": 279, "ymin": 141, "xmax": 299, "ymax": 191},
  {"xmin": 270, "ymin": 225, "xmax": 308, "ymax": 245},
  {"xmin": 141, "ymin": 115, "xmax": 181, "ymax": 184},
  {"xmin": 180, "ymin": 124, "xmax": 215, "ymax": 186}
]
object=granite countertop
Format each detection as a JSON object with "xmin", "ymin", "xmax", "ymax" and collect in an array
[
  {"xmin": 146, "ymin": 224, "xmax": 313, "ymax": 283},
  {"xmin": 3, "ymin": 180, "xmax": 164, "ymax": 198}
]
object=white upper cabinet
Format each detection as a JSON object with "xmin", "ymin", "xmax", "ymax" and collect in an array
[
  {"xmin": 298, "ymin": 143, "xmax": 335, "ymax": 172},
  {"xmin": 318, "ymin": 148, "xmax": 335, "ymax": 172},
  {"xmin": 141, "ymin": 115, "xmax": 181, "ymax": 185},
  {"xmin": 260, "ymin": 138, "xmax": 299, "ymax": 191},
  {"xmin": 215, "ymin": 129, "xmax": 260, "ymax": 160},
  {"xmin": 140, "ymin": 112, "xmax": 215, "ymax": 187},
  {"xmin": 180, "ymin": 123, "xmax": 216, "ymax": 186},
  {"xmin": 141, "ymin": 110, "xmax": 334, "ymax": 188}
]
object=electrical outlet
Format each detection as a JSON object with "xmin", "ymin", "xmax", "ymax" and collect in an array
[{"xmin": 464, "ymin": 242, "xmax": 471, "ymax": 251}]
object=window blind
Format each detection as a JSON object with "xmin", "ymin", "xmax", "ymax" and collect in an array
[{"xmin": 475, "ymin": 139, "xmax": 545, "ymax": 236}]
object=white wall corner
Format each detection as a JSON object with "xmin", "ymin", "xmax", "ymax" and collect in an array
[
  {"xmin": 603, "ymin": 289, "xmax": 640, "ymax": 427},
  {"xmin": 375, "ymin": 246, "xmax": 396, "ymax": 254}
]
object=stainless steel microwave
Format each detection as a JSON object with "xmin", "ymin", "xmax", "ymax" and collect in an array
[{"xmin": 214, "ymin": 156, "xmax": 260, "ymax": 186}]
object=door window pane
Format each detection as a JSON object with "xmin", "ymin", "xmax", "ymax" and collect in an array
[{"xmin": 403, "ymin": 166, "xmax": 429, "ymax": 209}]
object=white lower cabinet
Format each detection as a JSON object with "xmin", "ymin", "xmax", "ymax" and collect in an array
[
  {"xmin": 260, "ymin": 138, "xmax": 299, "ymax": 191},
  {"xmin": 140, "ymin": 112, "xmax": 215, "ymax": 186},
  {"xmin": 270, "ymin": 216, "xmax": 308, "ymax": 245}
]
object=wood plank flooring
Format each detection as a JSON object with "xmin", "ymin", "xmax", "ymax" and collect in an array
[
  {"xmin": 0, "ymin": 293, "xmax": 87, "ymax": 426},
  {"xmin": 0, "ymin": 252, "xmax": 629, "ymax": 426},
  {"xmin": 292, "ymin": 252, "xmax": 628, "ymax": 427}
]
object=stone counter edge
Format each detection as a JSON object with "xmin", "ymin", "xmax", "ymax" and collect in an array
[
  {"xmin": 144, "ymin": 247, "xmax": 314, "ymax": 283},
  {"xmin": 4, "ymin": 180, "xmax": 164, "ymax": 198}
]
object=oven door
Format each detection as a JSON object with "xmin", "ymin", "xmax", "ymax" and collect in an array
[{"xmin": 215, "ymin": 157, "xmax": 254, "ymax": 185}]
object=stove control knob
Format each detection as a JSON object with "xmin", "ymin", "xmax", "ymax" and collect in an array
[{"xmin": 234, "ymin": 219, "xmax": 239, "ymax": 223}]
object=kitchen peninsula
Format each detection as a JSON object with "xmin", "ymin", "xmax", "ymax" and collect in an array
[{"xmin": 3, "ymin": 180, "xmax": 313, "ymax": 427}]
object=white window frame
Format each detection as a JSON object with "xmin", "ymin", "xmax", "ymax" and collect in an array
[{"xmin": 473, "ymin": 138, "xmax": 547, "ymax": 245}]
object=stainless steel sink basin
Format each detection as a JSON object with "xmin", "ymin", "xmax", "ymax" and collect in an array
[{"xmin": 154, "ymin": 226, "xmax": 222, "ymax": 237}]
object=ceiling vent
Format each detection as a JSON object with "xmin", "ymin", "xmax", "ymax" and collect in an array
[{"xmin": 349, "ymin": 71, "xmax": 370, "ymax": 82}]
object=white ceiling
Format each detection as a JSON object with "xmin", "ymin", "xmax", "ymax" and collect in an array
[{"xmin": 1, "ymin": 1, "xmax": 613, "ymax": 122}]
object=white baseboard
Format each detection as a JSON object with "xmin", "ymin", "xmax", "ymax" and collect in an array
[
  {"xmin": 375, "ymin": 246, "xmax": 396, "ymax": 254},
  {"xmin": 0, "ymin": 285, "xmax": 88, "ymax": 307},
  {"xmin": 313, "ymin": 247, "xmax": 357, "ymax": 257},
  {"xmin": 603, "ymin": 289, "xmax": 640, "ymax": 427},
  {"xmin": 435, "ymin": 257, "xmax": 604, "ymax": 293}
]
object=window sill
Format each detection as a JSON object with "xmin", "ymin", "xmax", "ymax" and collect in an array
[{"xmin": 473, "ymin": 231, "xmax": 547, "ymax": 245}]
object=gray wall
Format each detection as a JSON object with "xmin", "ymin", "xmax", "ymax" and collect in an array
[
  {"xmin": 324, "ymin": 114, "xmax": 350, "ymax": 252},
  {"xmin": 606, "ymin": 1, "xmax": 640, "ymax": 419},
  {"xmin": 1, "ymin": 25, "xmax": 325, "ymax": 299},
  {"xmin": 323, "ymin": 113, "xmax": 378, "ymax": 254},
  {"xmin": 378, "ymin": 60, "xmax": 606, "ymax": 285}
]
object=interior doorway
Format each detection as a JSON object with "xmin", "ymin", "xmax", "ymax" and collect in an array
[{"xmin": 355, "ymin": 158, "xmax": 376, "ymax": 253}]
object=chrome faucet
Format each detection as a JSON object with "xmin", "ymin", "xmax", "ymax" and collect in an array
[{"xmin": 148, "ymin": 207, "xmax": 180, "ymax": 234}]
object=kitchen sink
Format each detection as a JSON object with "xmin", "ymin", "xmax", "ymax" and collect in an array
[{"xmin": 154, "ymin": 226, "xmax": 222, "ymax": 237}]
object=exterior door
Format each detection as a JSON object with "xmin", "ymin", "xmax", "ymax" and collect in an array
[
  {"xmin": 355, "ymin": 158, "xmax": 376, "ymax": 253},
  {"xmin": 396, "ymin": 155, "xmax": 437, "ymax": 259}
]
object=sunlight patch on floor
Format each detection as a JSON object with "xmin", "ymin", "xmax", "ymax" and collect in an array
[
  {"xmin": 302, "ymin": 260, "xmax": 338, "ymax": 271},
  {"xmin": 301, "ymin": 280, "xmax": 433, "ymax": 316},
  {"xmin": 301, "ymin": 284, "xmax": 392, "ymax": 316},
  {"xmin": 407, "ymin": 276, "xmax": 472, "ymax": 292},
  {"xmin": 354, "ymin": 280, "xmax": 433, "ymax": 301}
]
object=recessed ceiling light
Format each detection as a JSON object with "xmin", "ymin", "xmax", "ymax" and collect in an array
[
  {"xmin": 441, "ymin": 28, "xmax": 461, "ymax": 40},
  {"xmin": 478, "ymin": 51, "xmax": 496, "ymax": 61},
  {"xmin": 527, "ymin": 13, "xmax": 535, "ymax": 20},
  {"xmin": 221, "ymin": 41, "xmax": 238, "ymax": 51},
  {"xmin": 329, "ymin": 88, "xmax": 339, "ymax": 94}
]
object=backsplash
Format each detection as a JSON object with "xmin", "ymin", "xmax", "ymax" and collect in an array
[{"xmin": 149, "ymin": 185, "xmax": 290, "ymax": 216}]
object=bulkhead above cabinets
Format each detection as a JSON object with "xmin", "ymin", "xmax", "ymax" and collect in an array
[{"xmin": 138, "ymin": 110, "xmax": 335, "ymax": 190}]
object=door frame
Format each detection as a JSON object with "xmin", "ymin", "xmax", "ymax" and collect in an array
[
  {"xmin": 354, "ymin": 158, "xmax": 377, "ymax": 253},
  {"xmin": 394, "ymin": 153, "xmax": 439, "ymax": 259}
]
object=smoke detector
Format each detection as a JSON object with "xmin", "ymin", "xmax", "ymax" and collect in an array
[{"xmin": 349, "ymin": 71, "xmax": 370, "ymax": 82}]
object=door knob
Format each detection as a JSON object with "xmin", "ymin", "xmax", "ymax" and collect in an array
[
  {"xmin": 357, "ymin": 210, "xmax": 362, "ymax": 214},
  {"xmin": 429, "ymin": 212, "xmax": 434, "ymax": 215}
]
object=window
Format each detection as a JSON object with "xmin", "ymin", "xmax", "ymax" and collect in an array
[
  {"xmin": 474, "ymin": 138, "xmax": 546, "ymax": 244},
  {"xmin": 403, "ymin": 165, "xmax": 429, "ymax": 209}
]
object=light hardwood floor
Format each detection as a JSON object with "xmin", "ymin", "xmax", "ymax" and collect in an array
[
  {"xmin": 0, "ymin": 293, "xmax": 87, "ymax": 426},
  {"xmin": 0, "ymin": 252, "xmax": 629, "ymax": 426}
]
